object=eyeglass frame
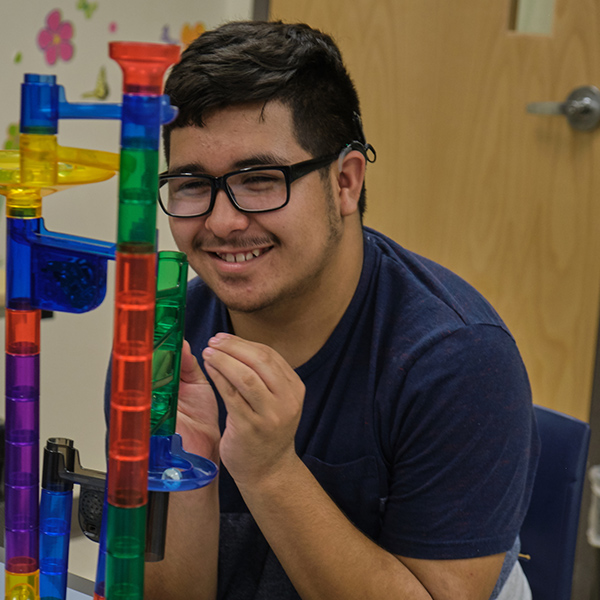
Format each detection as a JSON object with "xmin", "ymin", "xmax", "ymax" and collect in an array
[{"xmin": 157, "ymin": 141, "xmax": 374, "ymax": 219}]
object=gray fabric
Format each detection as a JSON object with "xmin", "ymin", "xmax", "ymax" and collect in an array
[
  {"xmin": 495, "ymin": 561, "xmax": 532, "ymax": 600},
  {"xmin": 489, "ymin": 537, "xmax": 522, "ymax": 599}
]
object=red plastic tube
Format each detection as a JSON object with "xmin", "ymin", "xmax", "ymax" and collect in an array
[{"xmin": 107, "ymin": 252, "xmax": 156, "ymax": 508}]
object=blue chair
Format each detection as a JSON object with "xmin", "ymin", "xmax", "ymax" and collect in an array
[{"xmin": 519, "ymin": 405, "xmax": 591, "ymax": 600}]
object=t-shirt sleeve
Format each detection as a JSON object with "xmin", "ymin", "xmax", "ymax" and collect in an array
[{"xmin": 378, "ymin": 323, "xmax": 540, "ymax": 559}]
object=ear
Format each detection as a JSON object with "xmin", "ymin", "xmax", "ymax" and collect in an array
[{"xmin": 336, "ymin": 150, "xmax": 366, "ymax": 217}]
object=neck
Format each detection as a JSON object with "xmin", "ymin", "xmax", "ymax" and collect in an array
[{"xmin": 229, "ymin": 224, "xmax": 364, "ymax": 368}]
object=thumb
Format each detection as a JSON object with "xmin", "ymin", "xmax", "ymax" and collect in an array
[{"xmin": 180, "ymin": 340, "xmax": 209, "ymax": 385}]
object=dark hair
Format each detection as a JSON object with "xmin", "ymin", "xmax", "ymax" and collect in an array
[{"xmin": 163, "ymin": 20, "xmax": 369, "ymax": 217}]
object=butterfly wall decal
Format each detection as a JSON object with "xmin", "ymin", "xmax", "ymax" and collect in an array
[
  {"xmin": 81, "ymin": 66, "xmax": 109, "ymax": 100},
  {"xmin": 77, "ymin": 0, "xmax": 98, "ymax": 19}
]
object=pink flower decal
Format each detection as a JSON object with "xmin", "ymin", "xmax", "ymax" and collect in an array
[{"xmin": 37, "ymin": 10, "xmax": 74, "ymax": 65}]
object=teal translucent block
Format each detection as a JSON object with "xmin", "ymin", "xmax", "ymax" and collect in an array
[
  {"xmin": 151, "ymin": 251, "xmax": 189, "ymax": 436},
  {"xmin": 117, "ymin": 148, "xmax": 158, "ymax": 250},
  {"xmin": 106, "ymin": 504, "xmax": 146, "ymax": 600}
]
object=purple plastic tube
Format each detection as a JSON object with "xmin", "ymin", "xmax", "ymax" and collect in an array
[{"xmin": 5, "ymin": 319, "xmax": 40, "ymax": 576}]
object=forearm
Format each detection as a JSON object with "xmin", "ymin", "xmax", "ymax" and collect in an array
[
  {"xmin": 145, "ymin": 478, "xmax": 220, "ymax": 600},
  {"xmin": 237, "ymin": 455, "xmax": 432, "ymax": 600}
]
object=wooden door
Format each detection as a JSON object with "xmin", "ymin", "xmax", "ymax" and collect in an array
[{"xmin": 270, "ymin": 0, "xmax": 600, "ymax": 422}]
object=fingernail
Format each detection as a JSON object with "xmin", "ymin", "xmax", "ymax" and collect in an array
[
  {"xmin": 209, "ymin": 333, "xmax": 231, "ymax": 345},
  {"xmin": 203, "ymin": 347, "xmax": 215, "ymax": 358}
]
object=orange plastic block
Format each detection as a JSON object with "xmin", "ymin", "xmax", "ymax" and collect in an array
[
  {"xmin": 6, "ymin": 309, "xmax": 40, "ymax": 355},
  {"xmin": 108, "ymin": 252, "xmax": 156, "ymax": 508}
]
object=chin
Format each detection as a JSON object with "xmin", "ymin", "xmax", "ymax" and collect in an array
[
  {"xmin": 219, "ymin": 294, "xmax": 277, "ymax": 314},
  {"xmin": 207, "ymin": 281, "xmax": 271, "ymax": 313}
]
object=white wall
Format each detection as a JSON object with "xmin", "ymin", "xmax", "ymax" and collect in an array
[{"xmin": 0, "ymin": 0, "xmax": 253, "ymax": 579}]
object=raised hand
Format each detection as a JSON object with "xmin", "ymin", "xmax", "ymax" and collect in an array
[{"xmin": 201, "ymin": 333, "xmax": 305, "ymax": 488}]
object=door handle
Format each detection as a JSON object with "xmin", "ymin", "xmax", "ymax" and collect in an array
[{"xmin": 526, "ymin": 86, "xmax": 600, "ymax": 131}]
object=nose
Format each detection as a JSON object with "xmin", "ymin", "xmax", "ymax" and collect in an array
[{"xmin": 204, "ymin": 188, "xmax": 250, "ymax": 238}]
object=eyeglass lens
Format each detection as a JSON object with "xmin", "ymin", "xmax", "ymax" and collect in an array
[{"xmin": 160, "ymin": 168, "xmax": 288, "ymax": 216}]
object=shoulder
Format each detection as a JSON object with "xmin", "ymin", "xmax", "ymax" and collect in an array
[
  {"xmin": 359, "ymin": 229, "xmax": 527, "ymax": 401},
  {"xmin": 363, "ymin": 227, "xmax": 511, "ymax": 341}
]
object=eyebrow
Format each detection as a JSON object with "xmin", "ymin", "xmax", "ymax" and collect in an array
[{"xmin": 168, "ymin": 153, "xmax": 287, "ymax": 176}]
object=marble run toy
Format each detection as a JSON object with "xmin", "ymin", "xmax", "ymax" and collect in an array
[{"xmin": 2, "ymin": 42, "xmax": 218, "ymax": 600}]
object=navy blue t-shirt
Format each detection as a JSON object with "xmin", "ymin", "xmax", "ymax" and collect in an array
[
  {"xmin": 181, "ymin": 227, "xmax": 539, "ymax": 598},
  {"xmin": 106, "ymin": 227, "xmax": 539, "ymax": 598}
]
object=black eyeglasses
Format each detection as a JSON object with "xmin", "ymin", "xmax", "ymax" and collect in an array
[{"xmin": 158, "ymin": 152, "xmax": 341, "ymax": 218}]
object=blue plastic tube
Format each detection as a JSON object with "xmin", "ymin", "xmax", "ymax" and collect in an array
[{"xmin": 39, "ymin": 489, "xmax": 73, "ymax": 600}]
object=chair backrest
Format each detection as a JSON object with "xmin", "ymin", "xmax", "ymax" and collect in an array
[{"xmin": 520, "ymin": 405, "xmax": 591, "ymax": 600}]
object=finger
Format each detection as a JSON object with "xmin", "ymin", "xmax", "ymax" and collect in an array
[
  {"xmin": 206, "ymin": 334, "xmax": 296, "ymax": 392},
  {"xmin": 203, "ymin": 360, "xmax": 258, "ymax": 417},
  {"xmin": 202, "ymin": 347, "xmax": 270, "ymax": 413}
]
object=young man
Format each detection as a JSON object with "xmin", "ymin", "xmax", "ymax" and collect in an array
[{"xmin": 146, "ymin": 20, "xmax": 539, "ymax": 600}]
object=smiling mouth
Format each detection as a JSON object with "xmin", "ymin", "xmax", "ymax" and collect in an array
[{"xmin": 213, "ymin": 247, "xmax": 272, "ymax": 263}]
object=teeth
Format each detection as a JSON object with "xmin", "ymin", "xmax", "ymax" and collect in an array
[{"xmin": 217, "ymin": 248, "xmax": 267, "ymax": 263}]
